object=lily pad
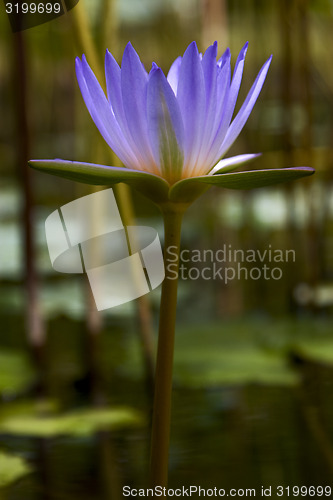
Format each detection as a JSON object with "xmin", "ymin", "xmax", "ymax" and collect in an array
[
  {"xmin": 0, "ymin": 406, "xmax": 144, "ymax": 438},
  {"xmin": 0, "ymin": 351, "xmax": 35, "ymax": 395},
  {"xmin": 0, "ymin": 451, "xmax": 32, "ymax": 487},
  {"xmin": 120, "ymin": 322, "xmax": 300, "ymax": 387},
  {"xmin": 292, "ymin": 339, "xmax": 333, "ymax": 365},
  {"xmin": 174, "ymin": 344, "xmax": 299, "ymax": 387}
]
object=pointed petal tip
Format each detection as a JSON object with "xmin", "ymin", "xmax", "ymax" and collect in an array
[
  {"xmin": 81, "ymin": 54, "xmax": 89, "ymax": 67},
  {"xmin": 186, "ymin": 41, "xmax": 199, "ymax": 55},
  {"xmin": 122, "ymin": 41, "xmax": 136, "ymax": 60},
  {"xmin": 222, "ymin": 47, "xmax": 231, "ymax": 61},
  {"xmin": 211, "ymin": 40, "xmax": 218, "ymax": 53},
  {"xmin": 267, "ymin": 54, "xmax": 273, "ymax": 65},
  {"xmin": 240, "ymin": 41, "xmax": 249, "ymax": 57}
]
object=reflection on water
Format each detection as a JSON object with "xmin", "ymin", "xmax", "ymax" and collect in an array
[{"xmin": 2, "ymin": 369, "xmax": 333, "ymax": 497}]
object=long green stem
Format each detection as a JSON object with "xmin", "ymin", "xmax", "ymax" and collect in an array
[{"xmin": 149, "ymin": 203, "xmax": 186, "ymax": 490}]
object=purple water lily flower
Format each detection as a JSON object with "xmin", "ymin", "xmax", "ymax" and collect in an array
[
  {"xmin": 29, "ymin": 42, "xmax": 314, "ymax": 204},
  {"xmin": 75, "ymin": 41, "xmax": 270, "ymax": 184}
]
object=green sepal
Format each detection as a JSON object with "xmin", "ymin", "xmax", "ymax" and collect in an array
[
  {"xmin": 29, "ymin": 159, "xmax": 170, "ymax": 204},
  {"xmin": 169, "ymin": 167, "xmax": 315, "ymax": 202}
]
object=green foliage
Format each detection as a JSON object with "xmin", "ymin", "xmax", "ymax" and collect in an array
[
  {"xmin": 29, "ymin": 160, "xmax": 314, "ymax": 206},
  {"xmin": 169, "ymin": 167, "xmax": 315, "ymax": 201},
  {"xmin": 0, "ymin": 351, "xmax": 35, "ymax": 395},
  {"xmin": 115, "ymin": 320, "xmax": 299, "ymax": 386},
  {"xmin": 0, "ymin": 451, "xmax": 32, "ymax": 488},
  {"xmin": 0, "ymin": 405, "xmax": 144, "ymax": 438},
  {"xmin": 29, "ymin": 160, "xmax": 170, "ymax": 204}
]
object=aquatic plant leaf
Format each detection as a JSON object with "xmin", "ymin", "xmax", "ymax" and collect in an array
[
  {"xmin": 0, "ymin": 406, "xmax": 144, "ymax": 437},
  {"xmin": 0, "ymin": 451, "xmax": 32, "ymax": 487},
  {"xmin": 0, "ymin": 351, "xmax": 35, "ymax": 395}
]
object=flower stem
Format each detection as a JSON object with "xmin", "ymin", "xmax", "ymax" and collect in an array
[{"xmin": 149, "ymin": 204, "xmax": 186, "ymax": 490}]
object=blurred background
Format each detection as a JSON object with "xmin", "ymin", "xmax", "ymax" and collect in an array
[{"xmin": 1, "ymin": 0, "xmax": 333, "ymax": 497}]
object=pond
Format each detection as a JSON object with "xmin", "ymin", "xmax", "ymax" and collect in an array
[{"xmin": 1, "ymin": 316, "xmax": 333, "ymax": 498}]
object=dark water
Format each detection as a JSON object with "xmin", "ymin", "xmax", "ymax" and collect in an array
[
  {"xmin": 1, "ymin": 313, "xmax": 333, "ymax": 499},
  {"xmin": 2, "ymin": 381, "xmax": 333, "ymax": 499}
]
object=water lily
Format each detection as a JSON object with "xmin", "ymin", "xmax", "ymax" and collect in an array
[
  {"xmin": 29, "ymin": 41, "xmax": 314, "ymax": 490},
  {"xmin": 30, "ymin": 41, "xmax": 313, "ymax": 204},
  {"xmin": 77, "ymin": 40, "xmax": 268, "ymax": 183}
]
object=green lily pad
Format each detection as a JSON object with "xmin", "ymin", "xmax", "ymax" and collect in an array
[
  {"xmin": 120, "ymin": 323, "xmax": 299, "ymax": 387},
  {"xmin": 0, "ymin": 351, "xmax": 35, "ymax": 395},
  {"xmin": 174, "ymin": 345, "xmax": 298, "ymax": 387},
  {"xmin": 292, "ymin": 340, "xmax": 333, "ymax": 365},
  {"xmin": 0, "ymin": 406, "xmax": 144, "ymax": 437},
  {"xmin": 0, "ymin": 451, "xmax": 32, "ymax": 488}
]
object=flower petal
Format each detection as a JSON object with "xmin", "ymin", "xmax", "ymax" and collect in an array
[
  {"xmin": 218, "ymin": 54, "xmax": 272, "ymax": 158},
  {"xmin": 176, "ymin": 41, "xmax": 206, "ymax": 175},
  {"xmin": 193, "ymin": 42, "xmax": 218, "ymax": 174},
  {"xmin": 105, "ymin": 50, "xmax": 128, "ymax": 134},
  {"xmin": 167, "ymin": 56, "xmax": 182, "ymax": 95},
  {"xmin": 221, "ymin": 42, "xmax": 248, "ymax": 132},
  {"xmin": 199, "ymin": 48, "xmax": 231, "ymax": 171},
  {"xmin": 147, "ymin": 67, "xmax": 185, "ymax": 183},
  {"xmin": 121, "ymin": 43, "xmax": 157, "ymax": 172},
  {"xmin": 202, "ymin": 43, "xmax": 248, "ymax": 169},
  {"xmin": 105, "ymin": 49, "xmax": 150, "ymax": 170},
  {"xmin": 29, "ymin": 159, "xmax": 170, "ymax": 203},
  {"xmin": 76, "ymin": 56, "xmax": 138, "ymax": 169},
  {"xmin": 209, "ymin": 153, "xmax": 261, "ymax": 175}
]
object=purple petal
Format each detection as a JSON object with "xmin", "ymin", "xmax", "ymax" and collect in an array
[
  {"xmin": 209, "ymin": 153, "xmax": 262, "ymax": 175},
  {"xmin": 217, "ymin": 47, "xmax": 230, "ymax": 68},
  {"xmin": 177, "ymin": 41, "xmax": 206, "ymax": 174},
  {"xmin": 191, "ymin": 42, "xmax": 219, "ymax": 175},
  {"xmin": 201, "ymin": 42, "xmax": 218, "ymax": 137},
  {"xmin": 75, "ymin": 56, "xmax": 138, "ymax": 169},
  {"xmin": 167, "ymin": 56, "xmax": 182, "ymax": 95},
  {"xmin": 147, "ymin": 67, "xmax": 185, "ymax": 182},
  {"xmin": 200, "ymin": 50, "xmax": 231, "ymax": 170},
  {"xmin": 105, "ymin": 50, "xmax": 128, "ymax": 133},
  {"xmin": 214, "ymin": 48, "xmax": 231, "ymax": 129},
  {"xmin": 218, "ymin": 55, "xmax": 272, "ymax": 158},
  {"xmin": 225, "ymin": 42, "xmax": 248, "ymax": 121},
  {"xmin": 121, "ymin": 42, "xmax": 156, "ymax": 170},
  {"xmin": 105, "ymin": 50, "xmax": 148, "ymax": 168}
]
